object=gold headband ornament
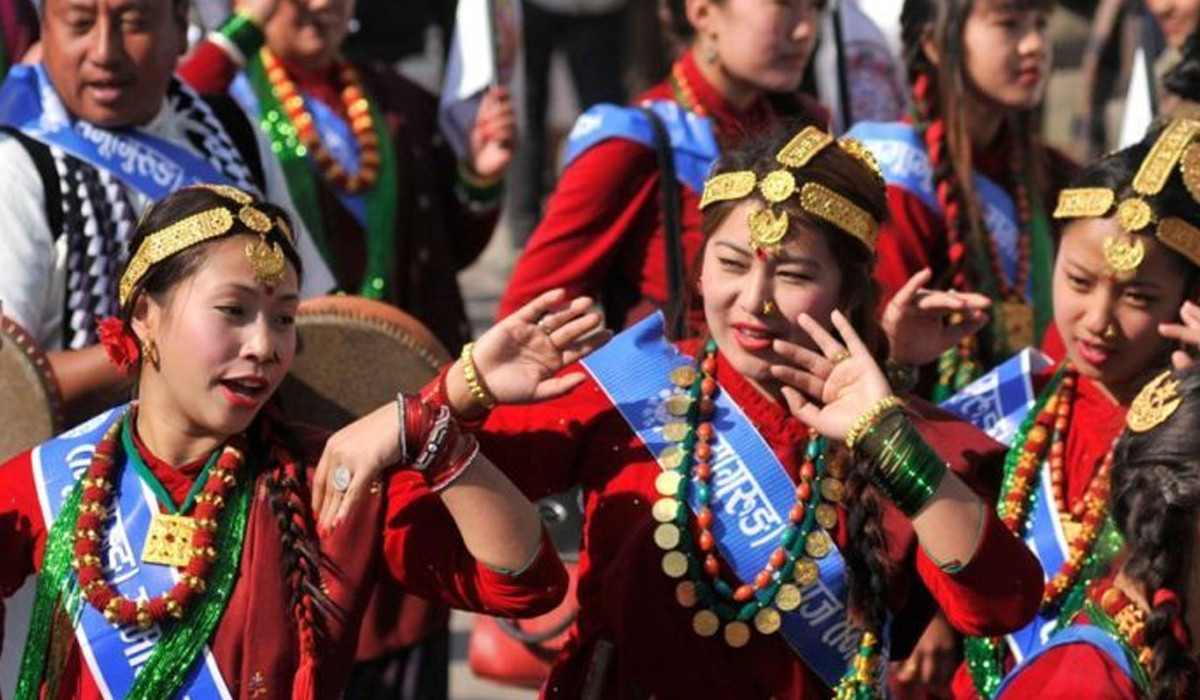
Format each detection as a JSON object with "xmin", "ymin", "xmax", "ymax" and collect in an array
[
  {"xmin": 118, "ymin": 184, "xmax": 295, "ymax": 306},
  {"xmin": 1127, "ymin": 369, "xmax": 1183, "ymax": 433},
  {"xmin": 699, "ymin": 126, "xmax": 883, "ymax": 255},
  {"xmin": 1054, "ymin": 118, "xmax": 1200, "ymax": 281}
]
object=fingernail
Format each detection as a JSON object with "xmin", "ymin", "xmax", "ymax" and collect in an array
[{"xmin": 333, "ymin": 516, "xmax": 345, "ymax": 531}]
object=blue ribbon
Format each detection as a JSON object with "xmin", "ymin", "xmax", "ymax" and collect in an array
[
  {"xmin": 31, "ymin": 407, "xmax": 232, "ymax": 700},
  {"xmin": 560, "ymin": 100, "xmax": 720, "ymax": 194},
  {"xmin": 994, "ymin": 623, "xmax": 1134, "ymax": 698},
  {"xmin": 230, "ymin": 74, "xmax": 367, "ymax": 226},
  {"xmin": 0, "ymin": 65, "xmax": 240, "ymax": 201},
  {"xmin": 846, "ymin": 121, "xmax": 1026, "ymax": 295},
  {"xmin": 581, "ymin": 313, "xmax": 865, "ymax": 688},
  {"xmin": 939, "ymin": 348, "xmax": 1052, "ymax": 446}
]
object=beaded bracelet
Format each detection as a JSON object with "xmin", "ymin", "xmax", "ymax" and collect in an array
[
  {"xmin": 211, "ymin": 11, "xmax": 265, "ymax": 65},
  {"xmin": 844, "ymin": 395, "xmax": 906, "ymax": 450},
  {"xmin": 459, "ymin": 342, "xmax": 498, "ymax": 410},
  {"xmin": 856, "ymin": 410, "xmax": 948, "ymax": 517},
  {"xmin": 396, "ymin": 392, "xmax": 408, "ymax": 464},
  {"xmin": 456, "ymin": 162, "xmax": 504, "ymax": 208}
]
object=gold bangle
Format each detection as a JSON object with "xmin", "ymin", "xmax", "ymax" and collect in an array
[
  {"xmin": 460, "ymin": 342, "xmax": 497, "ymax": 410},
  {"xmin": 845, "ymin": 396, "xmax": 905, "ymax": 451}
]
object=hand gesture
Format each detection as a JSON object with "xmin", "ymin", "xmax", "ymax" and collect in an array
[
  {"xmin": 467, "ymin": 86, "xmax": 516, "ymax": 181},
  {"xmin": 883, "ymin": 268, "xmax": 990, "ymax": 367},
  {"xmin": 769, "ymin": 311, "xmax": 893, "ymax": 442},
  {"xmin": 1159, "ymin": 300, "xmax": 1200, "ymax": 371},
  {"xmin": 312, "ymin": 401, "xmax": 398, "ymax": 532},
  {"xmin": 469, "ymin": 289, "xmax": 611, "ymax": 406}
]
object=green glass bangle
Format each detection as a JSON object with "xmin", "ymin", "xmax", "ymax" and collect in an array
[
  {"xmin": 857, "ymin": 412, "xmax": 948, "ymax": 517},
  {"xmin": 218, "ymin": 11, "xmax": 265, "ymax": 61}
]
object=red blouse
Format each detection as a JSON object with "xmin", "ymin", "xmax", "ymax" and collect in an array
[
  {"xmin": 0, "ymin": 419, "xmax": 567, "ymax": 699},
  {"xmin": 496, "ymin": 50, "xmax": 825, "ymax": 331},
  {"xmin": 475, "ymin": 341, "xmax": 1042, "ymax": 700}
]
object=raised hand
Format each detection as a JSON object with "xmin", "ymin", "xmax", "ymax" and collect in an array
[
  {"xmin": 1159, "ymin": 300, "xmax": 1200, "ymax": 370},
  {"xmin": 883, "ymin": 268, "xmax": 990, "ymax": 367},
  {"xmin": 465, "ymin": 288, "xmax": 611, "ymax": 407},
  {"xmin": 769, "ymin": 310, "xmax": 893, "ymax": 442},
  {"xmin": 468, "ymin": 86, "xmax": 517, "ymax": 181}
]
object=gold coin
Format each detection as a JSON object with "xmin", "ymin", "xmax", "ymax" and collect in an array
[
  {"xmin": 659, "ymin": 445, "xmax": 684, "ymax": 469},
  {"xmin": 652, "ymin": 497, "xmax": 680, "ymax": 523},
  {"xmin": 654, "ymin": 523, "xmax": 682, "ymax": 550},
  {"xmin": 754, "ymin": 607, "xmax": 782, "ymax": 635},
  {"xmin": 805, "ymin": 531, "xmax": 832, "ymax": 558},
  {"xmin": 793, "ymin": 558, "xmax": 819, "ymax": 586},
  {"xmin": 775, "ymin": 584, "xmax": 802, "ymax": 611},
  {"xmin": 815, "ymin": 504, "xmax": 838, "ymax": 530},
  {"xmin": 820, "ymin": 478, "xmax": 844, "ymax": 503},
  {"xmin": 662, "ymin": 551, "xmax": 689, "ymax": 578},
  {"xmin": 724, "ymin": 621, "xmax": 752, "ymax": 648},
  {"xmin": 667, "ymin": 395, "xmax": 693, "ymax": 417},
  {"xmin": 656, "ymin": 471, "xmax": 683, "ymax": 497},
  {"xmin": 676, "ymin": 580, "xmax": 698, "ymax": 608},
  {"xmin": 662, "ymin": 421, "xmax": 689, "ymax": 443},
  {"xmin": 671, "ymin": 366, "xmax": 697, "ymax": 388},
  {"xmin": 692, "ymin": 609, "xmax": 720, "ymax": 637}
]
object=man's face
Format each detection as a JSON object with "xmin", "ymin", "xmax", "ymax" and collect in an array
[{"xmin": 41, "ymin": 0, "xmax": 186, "ymax": 127}]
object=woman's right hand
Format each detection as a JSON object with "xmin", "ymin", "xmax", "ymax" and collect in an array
[
  {"xmin": 1159, "ymin": 300, "xmax": 1200, "ymax": 370},
  {"xmin": 451, "ymin": 289, "xmax": 611, "ymax": 413}
]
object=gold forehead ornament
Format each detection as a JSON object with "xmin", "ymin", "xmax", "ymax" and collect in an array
[
  {"xmin": 118, "ymin": 185, "xmax": 293, "ymax": 304},
  {"xmin": 1054, "ymin": 118, "xmax": 1200, "ymax": 278},
  {"xmin": 1126, "ymin": 369, "xmax": 1183, "ymax": 433},
  {"xmin": 699, "ymin": 126, "xmax": 881, "ymax": 255}
]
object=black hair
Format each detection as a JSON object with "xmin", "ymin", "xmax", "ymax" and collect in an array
[{"xmin": 1111, "ymin": 366, "xmax": 1200, "ymax": 700}]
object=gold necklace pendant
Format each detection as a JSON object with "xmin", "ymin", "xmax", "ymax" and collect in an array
[{"xmin": 142, "ymin": 512, "xmax": 197, "ymax": 568}]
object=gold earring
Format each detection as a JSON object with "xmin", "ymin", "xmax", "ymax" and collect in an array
[
  {"xmin": 1102, "ymin": 323, "xmax": 1119, "ymax": 342},
  {"xmin": 142, "ymin": 339, "xmax": 159, "ymax": 366}
]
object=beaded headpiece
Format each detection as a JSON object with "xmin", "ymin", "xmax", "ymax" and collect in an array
[
  {"xmin": 699, "ymin": 126, "xmax": 883, "ymax": 255},
  {"xmin": 1054, "ymin": 118, "xmax": 1200, "ymax": 280},
  {"xmin": 1127, "ymin": 369, "xmax": 1183, "ymax": 433},
  {"xmin": 118, "ymin": 184, "xmax": 296, "ymax": 306}
]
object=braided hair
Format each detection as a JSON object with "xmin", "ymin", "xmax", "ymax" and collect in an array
[
  {"xmin": 699, "ymin": 124, "xmax": 892, "ymax": 634},
  {"xmin": 1111, "ymin": 367, "xmax": 1200, "ymax": 700},
  {"xmin": 900, "ymin": 0, "xmax": 1052, "ymax": 295}
]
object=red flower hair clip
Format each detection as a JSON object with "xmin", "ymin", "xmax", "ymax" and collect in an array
[{"xmin": 96, "ymin": 317, "xmax": 140, "ymax": 372}]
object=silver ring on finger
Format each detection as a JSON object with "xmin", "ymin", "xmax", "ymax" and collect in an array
[{"xmin": 332, "ymin": 465, "xmax": 352, "ymax": 493}]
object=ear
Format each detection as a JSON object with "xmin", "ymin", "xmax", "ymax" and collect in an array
[
  {"xmin": 919, "ymin": 27, "xmax": 941, "ymax": 68},
  {"xmin": 685, "ymin": 0, "xmax": 717, "ymax": 39},
  {"xmin": 129, "ymin": 292, "xmax": 159, "ymax": 345}
]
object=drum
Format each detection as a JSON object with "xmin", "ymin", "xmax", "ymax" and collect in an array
[
  {"xmin": 0, "ymin": 315, "xmax": 65, "ymax": 463},
  {"xmin": 278, "ymin": 296, "xmax": 451, "ymax": 431}
]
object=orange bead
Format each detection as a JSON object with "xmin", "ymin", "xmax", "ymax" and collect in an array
[
  {"xmin": 697, "ymin": 508, "xmax": 714, "ymax": 529},
  {"xmin": 699, "ymin": 530, "xmax": 715, "ymax": 552},
  {"xmin": 754, "ymin": 571, "xmax": 772, "ymax": 589},
  {"xmin": 695, "ymin": 462, "xmax": 711, "ymax": 480},
  {"xmin": 733, "ymin": 585, "xmax": 755, "ymax": 602},
  {"xmin": 769, "ymin": 548, "xmax": 787, "ymax": 569},
  {"xmin": 704, "ymin": 554, "xmax": 720, "ymax": 576}
]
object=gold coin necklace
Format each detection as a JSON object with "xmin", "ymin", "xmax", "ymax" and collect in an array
[{"xmin": 653, "ymin": 339, "xmax": 844, "ymax": 648}]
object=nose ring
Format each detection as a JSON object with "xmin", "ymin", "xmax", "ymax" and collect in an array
[
  {"xmin": 1102, "ymin": 323, "xmax": 1118, "ymax": 342},
  {"xmin": 761, "ymin": 300, "xmax": 775, "ymax": 315}
]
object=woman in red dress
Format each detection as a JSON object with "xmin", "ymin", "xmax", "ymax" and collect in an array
[
  {"xmin": 319, "ymin": 124, "xmax": 1044, "ymax": 700},
  {"xmin": 954, "ymin": 118, "xmax": 1200, "ymax": 700},
  {"xmin": 0, "ymin": 185, "xmax": 595, "ymax": 699},
  {"xmin": 497, "ymin": 0, "xmax": 827, "ymax": 333}
]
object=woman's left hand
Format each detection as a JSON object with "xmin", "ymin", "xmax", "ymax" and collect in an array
[
  {"xmin": 1159, "ymin": 300, "xmax": 1200, "ymax": 371},
  {"xmin": 769, "ymin": 310, "xmax": 893, "ymax": 442},
  {"xmin": 467, "ymin": 86, "xmax": 516, "ymax": 180},
  {"xmin": 312, "ymin": 401, "xmax": 399, "ymax": 533},
  {"xmin": 883, "ymin": 268, "xmax": 990, "ymax": 367}
]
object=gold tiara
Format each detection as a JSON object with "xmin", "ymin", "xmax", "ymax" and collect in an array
[
  {"xmin": 1127, "ymin": 369, "xmax": 1183, "ymax": 433},
  {"xmin": 1054, "ymin": 118, "xmax": 1200, "ymax": 278},
  {"xmin": 699, "ymin": 126, "xmax": 881, "ymax": 255},
  {"xmin": 119, "ymin": 185, "xmax": 295, "ymax": 305}
]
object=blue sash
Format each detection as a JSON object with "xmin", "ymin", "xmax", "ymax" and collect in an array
[
  {"xmin": 30, "ymin": 407, "xmax": 232, "ymax": 700},
  {"xmin": 560, "ymin": 100, "xmax": 720, "ymax": 194},
  {"xmin": 939, "ymin": 348, "xmax": 1051, "ymax": 446},
  {"xmin": 995, "ymin": 624, "xmax": 1134, "ymax": 698},
  {"xmin": 0, "ymin": 64, "xmax": 240, "ymax": 200},
  {"xmin": 846, "ymin": 121, "xmax": 1026, "ymax": 295},
  {"xmin": 581, "ymin": 313, "xmax": 865, "ymax": 687},
  {"xmin": 230, "ymin": 74, "xmax": 367, "ymax": 226}
]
